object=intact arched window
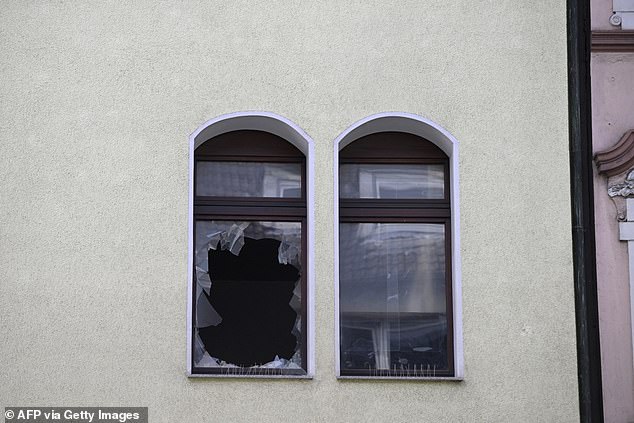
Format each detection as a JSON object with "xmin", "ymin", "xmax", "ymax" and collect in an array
[
  {"xmin": 191, "ymin": 129, "xmax": 308, "ymax": 376},
  {"xmin": 337, "ymin": 130, "xmax": 456, "ymax": 378}
]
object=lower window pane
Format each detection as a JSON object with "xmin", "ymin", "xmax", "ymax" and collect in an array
[
  {"xmin": 193, "ymin": 220, "xmax": 304, "ymax": 375},
  {"xmin": 339, "ymin": 223, "xmax": 449, "ymax": 377}
]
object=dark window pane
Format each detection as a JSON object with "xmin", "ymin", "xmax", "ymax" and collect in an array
[
  {"xmin": 339, "ymin": 223, "xmax": 448, "ymax": 375},
  {"xmin": 196, "ymin": 162, "xmax": 302, "ymax": 198},
  {"xmin": 339, "ymin": 164, "xmax": 444, "ymax": 199},
  {"xmin": 194, "ymin": 220, "xmax": 304, "ymax": 374}
]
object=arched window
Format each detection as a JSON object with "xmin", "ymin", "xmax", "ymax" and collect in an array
[
  {"xmin": 188, "ymin": 113, "xmax": 314, "ymax": 378},
  {"xmin": 335, "ymin": 114, "xmax": 462, "ymax": 379}
]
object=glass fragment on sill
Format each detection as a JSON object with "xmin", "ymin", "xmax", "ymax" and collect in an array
[
  {"xmin": 196, "ymin": 351, "xmax": 221, "ymax": 368},
  {"xmin": 194, "ymin": 330, "xmax": 303, "ymax": 371},
  {"xmin": 195, "ymin": 352, "xmax": 303, "ymax": 372},
  {"xmin": 261, "ymin": 355, "xmax": 302, "ymax": 369},
  {"xmin": 193, "ymin": 332, "xmax": 208, "ymax": 366}
]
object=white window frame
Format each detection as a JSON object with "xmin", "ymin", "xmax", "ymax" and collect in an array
[
  {"xmin": 333, "ymin": 112, "xmax": 464, "ymax": 380},
  {"xmin": 187, "ymin": 111, "xmax": 315, "ymax": 378}
]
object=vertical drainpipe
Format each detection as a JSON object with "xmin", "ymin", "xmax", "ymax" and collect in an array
[{"xmin": 567, "ymin": 0, "xmax": 605, "ymax": 421}]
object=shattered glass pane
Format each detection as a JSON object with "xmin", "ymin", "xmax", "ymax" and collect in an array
[
  {"xmin": 194, "ymin": 220, "xmax": 305, "ymax": 375},
  {"xmin": 196, "ymin": 162, "xmax": 302, "ymax": 198},
  {"xmin": 339, "ymin": 223, "xmax": 448, "ymax": 376}
]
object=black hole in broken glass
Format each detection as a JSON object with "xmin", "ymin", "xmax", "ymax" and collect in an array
[{"xmin": 198, "ymin": 237, "xmax": 300, "ymax": 367}]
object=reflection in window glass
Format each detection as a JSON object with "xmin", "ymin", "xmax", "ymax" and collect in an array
[
  {"xmin": 339, "ymin": 223, "xmax": 447, "ymax": 376},
  {"xmin": 339, "ymin": 164, "xmax": 444, "ymax": 199},
  {"xmin": 196, "ymin": 162, "xmax": 302, "ymax": 198},
  {"xmin": 193, "ymin": 220, "xmax": 304, "ymax": 375}
]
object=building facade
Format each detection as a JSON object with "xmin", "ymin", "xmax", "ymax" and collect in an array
[
  {"xmin": 0, "ymin": 1, "xmax": 581, "ymax": 421},
  {"xmin": 592, "ymin": 0, "xmax": 634, "ymax": 421}
]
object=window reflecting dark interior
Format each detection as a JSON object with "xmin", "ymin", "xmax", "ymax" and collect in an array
[
  {"xmin": 339, "ymin": 223, "xmax": 448, "ymax": 376},
  {"xmin": 196, "ymin": 161, "xmax": 302, "ymax": 198},
  {"xmin": 338, "ymin": 131, "xmax": 452, "ymax": 378},
  {"xmin": 339, "ymin": 164, "xmax": 444, "ymax": 199}
]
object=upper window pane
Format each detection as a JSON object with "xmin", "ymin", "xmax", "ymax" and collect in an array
[
  {"xmin": 339, "ymin": 164, "xmax": 444, "ymax": 199},
  {"xmin": 196, "ymin": 161, "xmax": 302, "ymax": 198}
]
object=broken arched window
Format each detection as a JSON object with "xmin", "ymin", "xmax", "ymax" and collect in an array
[{"xmin": 192, "ymin": 130, "xmax": 307, "ymax": 376}]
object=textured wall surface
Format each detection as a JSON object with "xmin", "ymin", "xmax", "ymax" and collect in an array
[
  {"xmin": 592, "ymin": 53, "xmax": 634, "ymax": 423},
  {"xmin": 0, "ymin": 1, "xmax": 578, "ymax": 422},
  {"xmin": 592, "ymin": 0, "xmax": 614, "ymax": 30}
]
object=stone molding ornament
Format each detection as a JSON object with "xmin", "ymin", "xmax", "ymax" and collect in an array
[
  {"xmin": 592, "ymin": 30, "xmax": 634, "ymax": 52},
  {"xmin": 609, "ymin": 171, "xmax": 634, "ymax": 198},
  {"xmin": 594, "ymin": 130, "xmax": 634, "ymax": 220}
]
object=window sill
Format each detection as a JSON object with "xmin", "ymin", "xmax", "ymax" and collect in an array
[
  {"xmin": 187, "ymin": 372, "xmax": 314, "ymax": 380},
  {"xmin": 336, "ymin": 375, "xmax": 463, "ymax": 382}
]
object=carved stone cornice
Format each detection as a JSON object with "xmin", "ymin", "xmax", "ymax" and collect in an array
[
  {"xmin": 595, "ymin": 130, "xmax": 634, "ymax": 220},
  {"xmin": 592, "ymin": 30, "xmax": 634, "ymax": 52},
  {"xmin": 595, "ymin": 130, "xmax": 634, "ymax": 177}
]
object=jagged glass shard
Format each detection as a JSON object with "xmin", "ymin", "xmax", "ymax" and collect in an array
[
  {"xmin": 196, "ymin": 352, "xmax": 220, "ymax": 367},
  {"xmin": 195, "ymin": 286, "xmax": 222, "ymax": 328},
  {"xmin": 261, "ymin": 355, "xmax": 302, "ymax": 369},
  {"xmin": 195, "ymin": 266, "xmax": 212, "ymax": 295},
  {"xmin": 278, "ymin": 239, "xmax": 301, "ymax": 266},
  {"xmin": 220, "ymin": 222, "xmax": 249, "ymax": 256},
  {"xmin": 193, "ymin": 333, "xmax": 207, "ymax": 365}
]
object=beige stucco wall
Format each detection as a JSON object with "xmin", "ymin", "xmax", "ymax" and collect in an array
[
  {"xmin": 0, "ymin": 1, "xmax": 578, "ymax": 422},
  {"xmin": 591, "ymin": 53, "xmax": 634, "ymax": 423}
]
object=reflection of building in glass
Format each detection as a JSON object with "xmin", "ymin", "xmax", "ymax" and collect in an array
[
  {"xmin": 340, "ymin": 222, "xmax": 448, "ymax": 375},
  {"xmin": 338, "ymin": 131, "xmax": 453, "ymax": 378},
  {"xmin": 341, "ymin": 313, "xmax": 447, "ymax": 374},
  {"xmin": 196, "ymin": 162, "xmax": 302, "ymax": 198},
  {"xmin": 340, "ymin": 164, "xmax": 445, "ymax": 199}
]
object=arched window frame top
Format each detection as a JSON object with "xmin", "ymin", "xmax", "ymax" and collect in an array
[
  {"xmin": 191, "ymin": 111, "xmax": 313, "ymax": 156},
  {"xmin": 187, "ymin": 112, "xmax": 315, "ymax": 378},
  {"xmin": 333, "ymin": 112, "xmax": 463, "ymax": 380}
]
